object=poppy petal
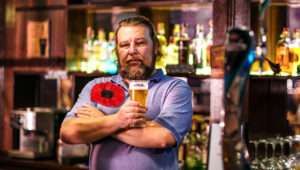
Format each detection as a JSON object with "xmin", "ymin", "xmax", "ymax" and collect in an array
[{"xmin": 90, "ymin": 82, "xmax": 125, "ymax": 107}]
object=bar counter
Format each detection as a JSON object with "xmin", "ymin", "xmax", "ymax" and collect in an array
[{"xmin": 0, "ymin": 152, "xmax": 88, "ymax": 170}]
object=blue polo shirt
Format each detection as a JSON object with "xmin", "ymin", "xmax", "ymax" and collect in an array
[{"xmin": 65, "ymin": 69, "xmax": 193, "ymax": 170}]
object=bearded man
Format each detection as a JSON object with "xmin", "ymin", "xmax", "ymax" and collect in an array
[{"xmin": 60, "ymin": 15, "xmax": 192, "ymax": 170}]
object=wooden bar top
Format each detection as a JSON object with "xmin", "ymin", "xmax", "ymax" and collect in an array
[{"xmin": 0, "ymin": 152, "xmax": 88, "ymax": 170}]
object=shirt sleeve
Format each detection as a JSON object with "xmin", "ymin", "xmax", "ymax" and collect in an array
[
  {"xmin": 154, "ymin": 80, "xmax": 193, "ymax": 147},
  {"xmin": 64, "ymin": 80, "xmax": 96, "ymax": 119}
]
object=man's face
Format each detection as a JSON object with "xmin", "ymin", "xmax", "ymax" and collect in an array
[{"xmin": 116, "ymin": 25, "xmax": 156, "ymax": 80}]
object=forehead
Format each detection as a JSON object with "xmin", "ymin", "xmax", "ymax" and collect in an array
[{"xmin": 117, "ymin": 25, "xmax": 151, "ymax": 41}]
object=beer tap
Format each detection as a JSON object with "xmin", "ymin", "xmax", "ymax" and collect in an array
[
  {"xmin": 222, "ymin": 27, "xmax": 255, "ymax": 170},
  {"xmin": 220, "ymin": 1, "xmax": 272, "ymax": 169}
]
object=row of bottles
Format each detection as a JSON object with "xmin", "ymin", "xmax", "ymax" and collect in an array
[
  {"xmin": 67, "ymin": 26, "xmax": 118, "ymax": 74},
  {"xmin": 275, "ymin": 28, "xmax": 300, "ymax": 75},
  {"xmin": 155, "ymin": 21, "xmax": 213, "ymax": 75},
  {"xmin": 67, "ymin": 21, "xmax": 213, "ymax": 75},
  {"xmin": 178, "ymin": 115, "xmax": 209, "ymax": 170}
]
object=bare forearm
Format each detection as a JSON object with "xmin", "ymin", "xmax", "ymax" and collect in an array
[
  {"xmin": 114, "ymin": 122, "xmax": 176, "ymax": 148},
  {"xmin": 60, "ymin": 100, "xmax": 148, "ymax": 144},
  {"xmin": 60, "ymin": 114, "xmax": 120, "ymax": 144}
]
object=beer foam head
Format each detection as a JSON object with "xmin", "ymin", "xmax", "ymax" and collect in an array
[{"xmin": 129, "ymin": 80, "xmax": 148, "ymax": 90}]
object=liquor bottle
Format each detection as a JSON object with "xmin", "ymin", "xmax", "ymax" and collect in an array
[
  {"xmin": 205, "ymin": 20, "xmax": 213, "ymax": 69},
  {"xmin": 252, "ymin": 28, "xmax": 268, "ymax": 74},
  {"xmin": 184, "ymin": 119, "xmax": 205, "ymax": 170},
  {"xmin": 155, "ymin": 22, "xmax": 168, "ymax": 71},
  {"xmin": 166, "ymin": 24, "xmax": 180, "ymax": 65},
  {"xmin": 173, "ymin": 24, "xmax": 181, "ymax": 45},
  {"xmin": 258, "ymin": 29, "xmax": 268, "ymax": 72},
  {"xmin": 107, "ymin": 31, "xmax": 116, "ymax": 61},
  {"xmin": 157, "ymin": 22, "xmax": 167, "ymax": 48},
  {"xmin": 105, "ymin": 32, "xmax": 118, "ymax": 74},
  {"xmin": 83, "ymin": 26, "xmax": 95, "ymax": 60},
  {"xmin": 94, "ymin": 28, "xmax": 109, "ymax": 61},
  {"xmin": 97, "ymin": 29, "xmax": 118, "ymax": 74},
  {"xmin": 84, "ymin": 28, "xmax": 108, "ymax": 73},
  {"xmin": 178, "ymin": 24, "xmax": 190, "ymax": 65},
  {"xmin": 81, "ymin": 26, "xmax": 95, "ymax": 72},
  {"xmin": 192, "ymin": 24, "xmax": 206, "ymax": 69},
  {"xmin": 290, "ymin": 29, "xmax": 300, "ymax": 75},
  {"xmin": 275, "ymin": 28, "xmax": 291, "ymax": 74}
]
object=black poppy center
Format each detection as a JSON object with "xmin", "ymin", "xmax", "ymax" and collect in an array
[{"xmin": 101, "ymin": 90, "xmax": 114, "ymax": 98}]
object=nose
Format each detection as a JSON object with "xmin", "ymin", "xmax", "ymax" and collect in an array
[{"xmin": 128, "ymin": 42, "xmax": 137, "ymax": 54}]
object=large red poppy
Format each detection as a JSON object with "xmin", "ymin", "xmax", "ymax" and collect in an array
[{"xmin": 90, "ymin": 82, "xmax": 125, "ymax": 107}]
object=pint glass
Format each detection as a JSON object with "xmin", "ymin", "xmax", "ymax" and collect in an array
[{"xmin": 129, "ymin": 80, "xmax": 148, "ymax": 107}]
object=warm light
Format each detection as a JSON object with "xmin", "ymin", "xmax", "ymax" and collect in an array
[{"xmin": 5, "ymin": 2, "xmax": 15, "ymax": 26}]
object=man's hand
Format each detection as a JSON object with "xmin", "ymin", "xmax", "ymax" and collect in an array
[
  {"xmin": 75, "ymin": 104, "xmax": 105, "ymax": 118},
  {"xmin": 115, "ymin": 100, "xmax": 147, "ymax": 129},
  {"xmin": 74, "ymin": 101, "xmax": 147, "ymax": 130}
]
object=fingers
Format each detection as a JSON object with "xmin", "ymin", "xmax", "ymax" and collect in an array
[
  {"xmin": 125, "ymin": 113, "xmax": 146, "ymax": 129},
  {"xmin": 129, "ymin": 118, "xmax": 146, "ymax": 128},
  {"xmin": 116, "ymin": 100, "xmax": 148, "ymax": 129},
  {"xmin": 119, "ymin": 107, "xmax": 146, "ymax": 120},
  {"xmin": 124, "ymin": 100, "xmax": 147, "ymax": 110},
  {"xmin": 76, "ymin": 106, "xmax": 92, "ymax": 115},
  {"xmin": 75, "ymin": 104, "xmax": 104, "ymax": 118},
  {"xmin": 127, "ymin": 112, "xmax": 145, "ymax": 120},
  {"xmin": 123, "ymin": 106, "xmax": 147, "ymax": 114},
  {"xmin": 81, "ymin": 104, "xmax": 99, "ymax": 112},
  {"xmin": 75, "ymin": 110, "xmax": 92, "ymax": 118},
  {"xmin": 135, "ymin": 118, "xmax": 147, "ymax": 128}
]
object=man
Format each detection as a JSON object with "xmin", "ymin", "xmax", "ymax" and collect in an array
[{"xmin": 60, "ymin": 15, "xmax": 192, "ymax": 170}]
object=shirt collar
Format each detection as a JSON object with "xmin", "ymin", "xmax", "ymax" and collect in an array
[
  {"xmin": 149, "ymin": 69, "xmax": 164, "ymax": 83},
  {"xmin": 111, "ymin": 74, "xmax": 127, "ymax": 90}
]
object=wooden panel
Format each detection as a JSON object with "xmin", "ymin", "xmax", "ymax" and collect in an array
[
  {"xmin": 51, "ymin": 10, "xmax": 66, "ymax": 57},
  {"xmin": 213, "ymin": 0, "xmax": 227, "ymax": 45},
  {"xmin": 2, "ymin": 68, "xmax": 14, "ymax": 151},
  {"xmin": 15, "ymin": 10, "xmax": 26, "ymax": 58},
  {"xmin": 272, "ymin": 0, "xmax": 300, "ymax": 5},
  {"xmin": 0, "ymin": 67, "xmax": 4, "ymax": 149},
  {"xmin": 16, "ymin": 0, "xmax": 67, "ymax": 8},
  {"xmin": 0, "ymin": 155, "xmax": 87, "ymax": 170},
  {"xmin": 235, "ymin": 0, "xmax": 250, "ymax": 28},
  {"xmin": 0, "ymin": 0, "xmax": 4, "ymax": 58},
  {"xmin": 213, "ymin": 0, "xmax": 251, "ymax": 45},
  {"xmin": 0, "ymin": 58, "xmax": 65, "ymax": 68},
  {"xmin": 266, "ymin": 5, "xmax": 287, "ymax": 60},
  {"xmin": 15, "ymin": 9, "xmax": 66, "ymax": 58},
  {"xmin": 248, "ymin": 76, "xmax": 292, "ymax": 138},
  {"xmin": 5, "ymin": 0, "xmax": 17, "ymax": 58},
  {"xmin": 250, "ymin": 1, "xmax": 260, "ymax": 43},
  {"xmin": 288, "ymin": 6, "xmax": 300, "ymax": 29}
]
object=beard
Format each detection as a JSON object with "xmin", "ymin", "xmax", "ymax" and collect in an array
[{"xmin": 120, "ymin": 61, "xmax": 154, "ymax": 80}]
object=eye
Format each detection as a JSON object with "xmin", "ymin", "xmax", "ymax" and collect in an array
[
  {"xmin": 119, "ymin": 42, "xmax": 130, "ymax": 49},
  {"xmin": 135, "ymin": 39, "xmax": 147, "ymax": 47}
]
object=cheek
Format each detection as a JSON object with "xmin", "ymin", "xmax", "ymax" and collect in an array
[
  {"xmin": 140, "ymin": 45, "xmax": 153, "ymax": 56},
  {"xmin": 143, "ymin": 47, "xmax": 154, "ymax": 64},
  {"xmin": 117, "ymin": 50, "xmax": 127, "ymax": 65}
]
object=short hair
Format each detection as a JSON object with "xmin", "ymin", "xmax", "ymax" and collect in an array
[{"xmin": 114, "ymin": 15, "xmax": 160, "ymax": 56}]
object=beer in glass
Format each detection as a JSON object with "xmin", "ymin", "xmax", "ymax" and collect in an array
[{"xmin": 129, "ymin": 80, "xmax": 148, "ymax": 107}]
